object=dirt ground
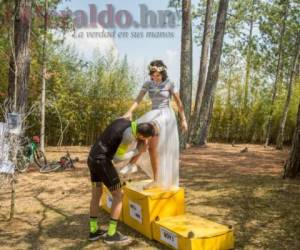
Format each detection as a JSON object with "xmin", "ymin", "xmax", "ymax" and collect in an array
[{"xmin": 0, "ymin": 143, "xmax": 299, "ymax": 250}]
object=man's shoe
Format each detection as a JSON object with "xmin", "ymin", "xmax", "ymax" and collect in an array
[
  {"xmin": 89, "ymin": 229, "xmax": 106, "ymax": 241},
  {"xmin": 103, "ymin": 231, "xmax": 131, "ymax": 245}
]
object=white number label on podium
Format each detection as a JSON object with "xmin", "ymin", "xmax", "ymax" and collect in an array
[
  {"xmin": 129, "ymin": 201, "xmax": 142, "ymax": 224},
  {"xmin": 160, "ymin": 227, "xmax": 178, "ymax": 249},
  {"xmin": 107, "ymin": 195, "xmax": 113, "ymax": 209}
]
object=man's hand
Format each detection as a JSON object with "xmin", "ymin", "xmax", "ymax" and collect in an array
[
  {"xmin": 137, "ymin": 141, "xmax": 148, "ymax": 153},
  {"xmin": 122, "ymin": 111, "xmax": 132, "ymax": 120}
]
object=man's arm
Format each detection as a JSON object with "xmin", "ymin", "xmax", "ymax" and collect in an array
[
  {"xmin": 113, "ymin": 139, "xmax": 148, "ymax": 163},
  {"xmin": 113, "ymin": 128, "xmax": 137, "ymax": 163},
  {"xmin": 113, "ymin": 146, "xmax": 139, "ymax": 163}
]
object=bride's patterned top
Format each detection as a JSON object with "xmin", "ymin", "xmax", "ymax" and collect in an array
[{"xmin": 140, "ymin": 78, "xmax": 178, "ymax": 110}]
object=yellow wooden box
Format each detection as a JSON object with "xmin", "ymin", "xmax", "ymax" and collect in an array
[
  {"xmin": 100, "ymin": 184, "xmax": 124, "ymax": 221},
  {"xmin": 123, "ymin": 180, "xmax": 185, "ymax": 239},
  {"xmin": 152, "ymin": 214, "xmax": 234, "ymax": 250}
]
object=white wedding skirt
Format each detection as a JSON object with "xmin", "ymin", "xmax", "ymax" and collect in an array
[{"xmin": 136, "ymin": 107, "xmax": 179, "ymax": 189}]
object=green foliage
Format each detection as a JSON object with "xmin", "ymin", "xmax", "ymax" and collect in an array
[
  {"xmin": 26, "ymin": 47, "xmax": 139, "ymax": 145},
  {"xmin": 210, "ymin": 69, "xmax": 300, "ymax": 144},
  {"xmin": 191, "ymin": 0, "xmax": 300, "ymax": 145},
  {"xmin": 0, "ymin": 0, "xmax": 299, "ymax": 146},
  {"xmin": 0, "ymin": 1, "xmax": 149, "ymax": 146}
]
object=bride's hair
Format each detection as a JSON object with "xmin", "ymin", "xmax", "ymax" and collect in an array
[{"xmin": 148, "ymin": 60, "xmax": 168, "ymax": 81}]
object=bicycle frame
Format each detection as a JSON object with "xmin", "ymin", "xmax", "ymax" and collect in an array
[{"xmin": 23, "ymin": 141, "xmax": 37, "ymax": 161}]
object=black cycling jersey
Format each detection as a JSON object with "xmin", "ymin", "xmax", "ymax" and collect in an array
[{"xmin": 89, "ymin": 118, "xmax": 132, "ymax": 160}]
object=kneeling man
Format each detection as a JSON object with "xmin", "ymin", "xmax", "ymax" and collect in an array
[{"xmin": 87, "ymin": 118, "xmax": 156, "ymax": 244}]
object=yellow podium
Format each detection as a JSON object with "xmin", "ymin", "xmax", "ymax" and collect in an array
[
  {"xmin": 122, "ymin": 180, "xmax": 185, "ymax": 239},
  {"xmin": 100, "ymin": 180, "xmax": 234, "ymax": 249},
  {"xmin": 152, "ymin": 214, "xmax": 234, "ymax": 250}
]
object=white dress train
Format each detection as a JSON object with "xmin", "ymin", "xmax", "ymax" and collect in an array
[{"xmin": 136, "ymin": 106, "xmax": 179, "ymax": 189}]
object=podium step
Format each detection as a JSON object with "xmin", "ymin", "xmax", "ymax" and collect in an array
[
  {"xmin": 100, "ymin": 180, "xmax": 234, "ymax": 249},
  {"xmin": 123, "ymin": 180, "xmax": 185, "ymax": 239},
  {"xmin": 152, "ymin": 214, "xmax": 234, "ymax": 250}
]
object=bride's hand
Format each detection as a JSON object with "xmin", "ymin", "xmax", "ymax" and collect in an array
[
  {"xmin": 122, "ymin": 111, "xmax": 132, "ymax": 120},
  {"xmin": 181, "ymin": 120, "xmax": 188, "ymax": 133}
]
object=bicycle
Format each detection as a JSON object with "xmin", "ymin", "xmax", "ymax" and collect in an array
[
  {"xmin": 16, "ymin": 136, "xmax": 47, "ymax": 172},
  {"xmin": 39, "ymin": 151, "xmax": 79, "ymax": 173}
]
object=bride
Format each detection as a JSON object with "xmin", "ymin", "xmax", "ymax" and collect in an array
[{"xmin": 122, "ymin": 60, "xmax": 188, "ymax": 189}]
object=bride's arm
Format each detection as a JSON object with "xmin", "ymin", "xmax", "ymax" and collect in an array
[
  {"xmin": 172, "ymin": 92, "xmax": 188, "ymax": 133},
  {"xmin": 122, "ymin": 90, "xmax": 147, "ymax": 120}
]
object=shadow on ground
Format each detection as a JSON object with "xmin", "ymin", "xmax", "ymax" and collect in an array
[{"xmin": 0, "ymin": 143, "xmax": 299, "ymax": 249}]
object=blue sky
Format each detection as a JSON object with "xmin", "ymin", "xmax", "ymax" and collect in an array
[{"xmin": 57, "ymin": 0, "xmax": 201, "ymax": 90}]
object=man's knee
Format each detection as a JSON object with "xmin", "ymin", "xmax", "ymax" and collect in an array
[{"xmin": 91, "ymin": 184, "xmax": 103, "ymax": 197}]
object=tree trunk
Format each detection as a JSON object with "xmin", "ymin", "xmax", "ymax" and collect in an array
[
  {"xmin": 244, "ymin": 0, "xmax": 256, "ymax": 110},
  {"xmin": 40, "ymin": 0, "xmax": 48, "ymax": 153},
  {"xmin": 226, "ymin": 78, "xmax": 233, "ymax": 142},
  {"xmin": 195, "ymin": 0, "xmax": 229, "ymax": 145},
  {"xmin": 243, "ymin": 0, "xmax": 256, "ymax": 141},
  {"xmin": 8, "ymin": 0, "xmax": 32, "ymax": 113},
  {"xmin": 276, "ymin": 34, "xmax": 300, "ymax": 150},
  {"xmin": 283, "ymin": 101, "xmax": 300, "ymax": 178},
  {"xmin": 265, "ymin": 0, "xmax": 289, "ymax": 147},
  {"xmin": 179, "ymin": 0, "xmax": 193, "ymax": 149},
  {"xmin": 9, "ymin": 176, "xmax": 16, "ymax": 220},
  {"xmin": 188, "ymin": 0, "xmax": 214, "ymax": 143},
  {"xmin": 197, "ymin": 96, "xmax": 214, "ymax": 145}
]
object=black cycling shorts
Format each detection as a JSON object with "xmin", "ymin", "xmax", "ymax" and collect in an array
[{"xmin": 87, "ymin": 155, "xmax": 122, "ymax": 192}]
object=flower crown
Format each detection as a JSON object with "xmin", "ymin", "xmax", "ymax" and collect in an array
[{"xmin": 148, "ymin": 65, "xmax": 167, "ymax": 72}]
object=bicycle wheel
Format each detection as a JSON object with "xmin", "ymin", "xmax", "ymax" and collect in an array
[
  {"xmin": 16, "ymin": 148, "xmax": 30, "ymax": 173},
  {"xmin": 34, "ymin": 149, "xmax": 47, "ymax": 168},
  {"xmin": 39, "ymin": 163, "xmax": 62, "ymax": 173}
]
